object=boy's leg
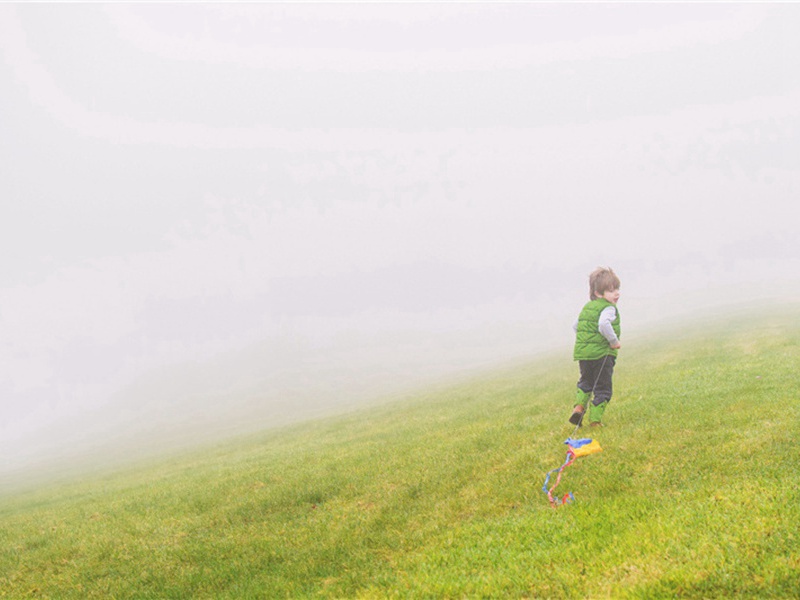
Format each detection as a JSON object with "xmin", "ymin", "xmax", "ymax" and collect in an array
[
  {"xmin": 588, "ymin": 356, "xmax": 616, "ymax": 425},
  {"xmin": 576, "ymin": 360, "xmax": 597, "ymax": 396},
  {"xmin": 569, "ymin": 389, "xmax": 591, "ymax": 425},
  {"xmin": 570, "ymin": 361, "xmax": 596, "ymax": 425},
  {"xmin": 587, "ymin": 400, "xmax": 607, "ymax": 425}
]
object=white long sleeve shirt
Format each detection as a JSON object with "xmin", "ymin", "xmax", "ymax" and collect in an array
[{"xmin": 573, "ymin": 306, "xmax": 620, "ymax": 347}]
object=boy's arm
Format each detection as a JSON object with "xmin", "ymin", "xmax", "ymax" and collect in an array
[{"xmin": 598, "ymin": 307, "xmax": 621, "ymax": 349}]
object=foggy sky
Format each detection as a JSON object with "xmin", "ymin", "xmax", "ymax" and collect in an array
[{"xmin": 1, "ymin": 3, "xmax": 798, "ymax": 481}]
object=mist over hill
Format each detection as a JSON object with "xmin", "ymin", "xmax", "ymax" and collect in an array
[{"xmin": 3, "ymin": 288, "xmax": 797, "ymax": 491}]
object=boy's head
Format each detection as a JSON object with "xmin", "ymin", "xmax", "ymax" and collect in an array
[{"xmin": 589, "ymin": 267, "xmax": 620, "ymax": 302}]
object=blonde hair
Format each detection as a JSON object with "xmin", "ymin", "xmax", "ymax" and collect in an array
[{"xmin": 588, "ymin": 267, "xmax": 620, "ymax": 300}]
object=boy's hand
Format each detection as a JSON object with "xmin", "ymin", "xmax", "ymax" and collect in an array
[{"xmin": 610, "ymin": 341, "xmax": 621, "ymax": 350}]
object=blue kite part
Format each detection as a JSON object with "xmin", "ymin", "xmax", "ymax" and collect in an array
[{"xmin": 564, "ymin": 437, "xmax": 593, "ymax": 448}]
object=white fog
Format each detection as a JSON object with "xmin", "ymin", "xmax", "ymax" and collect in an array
[{"xmin": 1, "ymin": 3, "xmax": 798, "ymax": 485}]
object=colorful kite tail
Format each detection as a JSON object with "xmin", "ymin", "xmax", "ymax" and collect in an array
[{"xmin": 542, "ymin": 450, "xmax": 576, "ymax": 508}]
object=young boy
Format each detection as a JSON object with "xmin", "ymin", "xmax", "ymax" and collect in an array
[{"xmin": 569, "ymin": 267, "xmax": 621, "ymax": 428}]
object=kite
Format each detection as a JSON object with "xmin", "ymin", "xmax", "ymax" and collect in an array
[{"xmin": 542, "ymin": 437, "xmax": 603, "ymax": 508}]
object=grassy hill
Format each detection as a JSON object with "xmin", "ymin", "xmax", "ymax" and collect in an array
[{"xmin": 1, "ymin": 306, "xmax": 798, "ymax": 598}]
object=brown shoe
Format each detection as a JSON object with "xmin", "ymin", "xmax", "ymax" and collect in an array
[
  {"xmin": 569, "ymin": 405, "xmax": 585, "ymax": 426},
  {"xmin": 588, "ymin": 421, "xmax": 604, "ymax": 428}
]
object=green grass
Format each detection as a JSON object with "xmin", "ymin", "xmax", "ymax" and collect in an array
[{"xmin": 1, "ymin": 307, "xmax": 799, "ymax": 598}]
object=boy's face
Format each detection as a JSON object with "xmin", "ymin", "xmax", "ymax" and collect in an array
[{"xmin": 596, "ymin": 288, "xmax": 620, "ymax": 304}]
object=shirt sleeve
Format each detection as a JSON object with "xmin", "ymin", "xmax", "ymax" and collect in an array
[{"xmin": 597, "ymin": 306, "xmax": 619, "ymax": 345}]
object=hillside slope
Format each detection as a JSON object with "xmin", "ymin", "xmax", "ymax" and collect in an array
[{"xmin": 1, "ymin": 306, "xmax": 798, "ymax": 598}]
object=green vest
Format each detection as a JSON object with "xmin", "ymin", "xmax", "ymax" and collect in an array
[{"xmin": 573, "ymin": 299, "xmax": 621, "ymax": 361}]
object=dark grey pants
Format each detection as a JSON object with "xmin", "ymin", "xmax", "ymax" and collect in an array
[{"xmin": 577, "ymin": 355, "xmax": 616, "ymax": 406}]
